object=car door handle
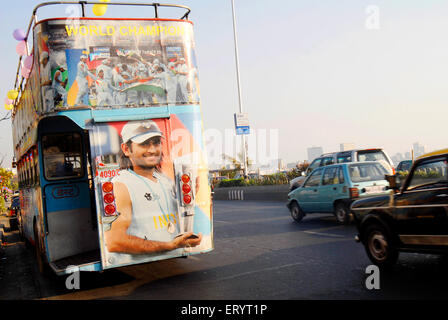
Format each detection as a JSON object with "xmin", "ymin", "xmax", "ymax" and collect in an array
[
  {"xmin": 313, "ymin": 189, "xmax": 318, "ymax": 192},
  {"xmin": 333, "ymin": 187, "xmax": 337, "ymax": 190},
  {"xmin": 436, "ymin": 194, "xmax": 448, "ymax": 197}
]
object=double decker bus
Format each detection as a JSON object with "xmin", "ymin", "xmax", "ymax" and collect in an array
[{"xmin": 11, "ymin": 1, "xmax": 213, "ymax": 275}]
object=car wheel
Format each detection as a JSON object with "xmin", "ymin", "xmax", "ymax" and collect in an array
[
  {"xmin": 290, "ymin": 202, "xmax": 304, "ymax": 222},
  {"xmin": 364, "ymin": 223, "xmax": 398, "ymax": 268},
  {"xmin": 334, "ymin": 203, "xmax": 350, "ymax": 225}
]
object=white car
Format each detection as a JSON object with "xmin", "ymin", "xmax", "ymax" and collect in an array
[{"xmin": 289, "ymin": 148, "xmax": 394, "ymax": 191}]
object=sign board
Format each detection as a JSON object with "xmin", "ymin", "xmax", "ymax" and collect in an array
[{"xmin": 234, "ymin": 113, "xmax": 250, "ymax": 135}]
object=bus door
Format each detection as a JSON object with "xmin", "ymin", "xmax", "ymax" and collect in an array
[{"xmin": 39, "ymin": 117, "xmax": 100, "ymax": 274}]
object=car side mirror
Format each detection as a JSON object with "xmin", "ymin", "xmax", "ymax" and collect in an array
[{"xmin": 385, "ymin": 174, "xmax": 399, "ymax": 191}]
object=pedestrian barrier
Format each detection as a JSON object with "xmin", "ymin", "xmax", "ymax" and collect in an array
[
  {"xmin": 214, "ymin": 185, "xmax": 290, "ymax": 202},
  {"xmin": 228, "ymin": 189, "xmax": 244, "ymax": 200}
]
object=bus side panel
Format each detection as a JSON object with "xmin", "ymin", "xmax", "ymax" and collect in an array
[{"xmin": 20, "ymin": 187, "xmax": 43, "ymax": 245}]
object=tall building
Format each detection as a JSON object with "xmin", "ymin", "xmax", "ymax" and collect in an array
[
  {"xmin": 307, "ymin": 146, "xmax": 323, "ymax": 162},
  {"xmin": 340, "ymin": 143, "xmax": 355, "ymax": 151},
  {"xmin": 412, "ymin": 142, "xmax": 426, "ymax": 158}
]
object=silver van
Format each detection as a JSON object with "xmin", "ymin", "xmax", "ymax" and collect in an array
[{"xmin": 289, "ymin": 148, "xmax": 395, "ymax": 191}]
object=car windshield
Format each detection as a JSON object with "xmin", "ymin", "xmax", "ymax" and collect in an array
[
  {"xmin": 348, "ymin": 163, "xmax": 388, "ymax": 183},
  {"xmin": 407, "ymin": 158, "xmax": 448, "ymax": 190}
]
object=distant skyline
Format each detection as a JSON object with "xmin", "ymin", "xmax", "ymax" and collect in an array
[{"xmin": 1, "ymin": 1, "xmax": 447, "ymax": 168}]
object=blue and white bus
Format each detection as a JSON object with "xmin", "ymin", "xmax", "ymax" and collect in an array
[{"xmin": 11, "ymin": 1, "xmax": 213, "ymax": 275}]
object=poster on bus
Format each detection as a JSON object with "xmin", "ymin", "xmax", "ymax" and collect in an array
[
  {"xmin": 89, "ymin": 117, "xmax": 213, "ymax": 268},
  {"xmin": 34, "ymin": 19, "xmax": 200, "ymax": 112}
]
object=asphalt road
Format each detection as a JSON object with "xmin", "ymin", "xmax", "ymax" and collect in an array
[{"xmin": 2, "ymin": 201, "xmax": 448, "ymax": 301}]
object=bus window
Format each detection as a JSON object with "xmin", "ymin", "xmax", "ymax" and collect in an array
[{"xmin": 42, "ymin": 133, "xmax": 84, "ymax": 180}]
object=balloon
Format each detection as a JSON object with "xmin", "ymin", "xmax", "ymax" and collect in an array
[
  {"xmin": 24, "ymin": 55, "xmax": 33, "ymax": 69},
  {"xmin": 4, "ymin": 98, "xmax": 13, "ymax": 105},
  {"xmin": 13, "ymin": 29, "xmax": 26, "ymax": 41},
  {"xmin": 4, "ymin": 104, "xmax": 13, "ymax": 111},
  {"xmin": 7, "ymin": 90, "xmax": 19, "ymax": 100},
  {"xmin": 21, "ymin": 67, "xmax": 30, "ymax": 78},
  {"xmin": 16, "ymin": 41, "xmax": 27, "ymax": 56},
  {"xmin": 92, "ymin": 3, "xmax": 108, "ymax": 16}
]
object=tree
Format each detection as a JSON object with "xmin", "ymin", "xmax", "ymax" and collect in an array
[
  {"xmin": 221, "ymin": 152, "xmax": 253, "ymax": 178},
  {"xmin": 0, "ymin": 167, "xmax": 16, "ymax": 213}
]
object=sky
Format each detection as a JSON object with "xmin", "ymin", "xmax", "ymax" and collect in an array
[{"xmin": 0, "ymin": 0, "xmax": 447, "ymax": 169}]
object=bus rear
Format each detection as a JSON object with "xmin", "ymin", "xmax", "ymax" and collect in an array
[{"xmin": 11, "ymin": 2, "xmax": 213, "ymax": 275}]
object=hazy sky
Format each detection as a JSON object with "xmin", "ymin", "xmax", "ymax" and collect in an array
[{"xmin": 1, "ymin": 0, "xmax": 447, "ymax": 169}]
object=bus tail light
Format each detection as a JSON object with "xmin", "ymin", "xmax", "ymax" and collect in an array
[
  {"xmin": 349, "ymin": 188, "xmax": 359, "ymax": 198},
  {"xmin": 104, "ymin": 204, "xmax": 116, "ymax": 216},
  {"xmin": 181, "ymin": 173, "xmax": 193, "ymax": 206},
  {"xmin": 101, "ymin": 182, "xmax": 117, "ymax": 216},
  {"xmin": 104, "ymin": 193, "xmax": 115, "ymax": 204},
  {"xmin": 183, "ymin": 194, "xmax": 192, "ymax": 204}
]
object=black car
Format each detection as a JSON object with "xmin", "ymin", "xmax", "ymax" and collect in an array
[{"xmin": 351, "ymin": 149, "xmax": 448, "ymax": 268}]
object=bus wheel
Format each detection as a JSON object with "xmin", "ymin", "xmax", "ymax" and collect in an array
[
  {"xmin": 290, "ymin": 202, "xmax": 304, "ymax": 223},
  {"xmin": 34, "ymin": 224, "xmax": 50, "ymax": 275}
]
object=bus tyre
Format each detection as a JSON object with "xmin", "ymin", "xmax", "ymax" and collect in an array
[
  {"xmin": 364, "ymin": 223, "xmax": 398, "ymax": 269},
  {"xmin": 334, "ymin": 203, "xmax": 350, "ymax": 225},
  {"xmin": 34, "ymin": 224, "xmax": 50, "ymax": 276},
  {"xmin": 290, "ymin": 202, "xmax": 304, "ymax": 223}
]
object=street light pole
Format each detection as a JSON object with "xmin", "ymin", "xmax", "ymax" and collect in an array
[{"xmin": 231, "ymin": 0, "xmax": 248, "ymax": 177}]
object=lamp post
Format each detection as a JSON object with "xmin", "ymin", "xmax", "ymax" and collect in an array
[{"xmin": 231, "ymin": 0, "xmax": 248, "ymax": 177}]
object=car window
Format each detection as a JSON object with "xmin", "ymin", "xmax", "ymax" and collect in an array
[
  {"xmin": 348, "ymin": 163, "xmax": 388, "ymax": 183},
  {"xmin": 304, "ymin": 168, "xmax": 324, "ymax": 187},
  {"xmin": 407, "ymin": 158, "xmax": 448, "ymax": 190},
  {"xmin": 399, "ymin": 161, "xmax": 412, "ymax": 171},
  {"xmin": 337, "ymin": 166, "xmax": 345, "ymax": 184},
  {"xmin": 321, "ymin": 157, "xmax": 334, "ymax": 166},
  {"xmin": 307, "ymin": 158, "xmax": 322, "ymax": 174},
  {"xmin": 337, "ymin": 154, "xmax": 352, "ymax": 163},
  {"xmin": 322, "ymin": 167, "xmax": 338, "ymax": 185},
  {"xmin": 357, "ymin": 150, "xmax": 388, "ymax": 163}
]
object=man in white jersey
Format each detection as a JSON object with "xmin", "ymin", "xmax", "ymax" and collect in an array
[
  {"xmin": 39, "ymin": 51, "xmax": 54, "ymax": 112},
  {"xmin": 105, "ymin": 120, "xmax": 202, "ymax": 265},
  {"xmin": 74, "ymin": 55, "xmax": 94, "ymax": 106}
]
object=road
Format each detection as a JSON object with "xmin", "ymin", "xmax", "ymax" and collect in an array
[{"xmin": 2, "ymin": 200, "xmax": 448, "ymax": 301}]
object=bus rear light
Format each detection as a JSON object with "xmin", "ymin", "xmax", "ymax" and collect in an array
[
  {"xmin": 104, "ymin": 193, "xmax": 115, "ymax": 204},
  {"xmin": 181, "ymin": 174, "xmax": 190, "ymax": 183},
  {"xmin": 182, "ymin": 183, "xmax": 191, "ymax": 194},
  {"xmin": 104, "ymin": 204, "xmax": 116, "ymax": 216},
  {"xmin": 102, "ymin": 182, "xmax": 113, "ymax": 193},
  {"xmin": 183, "ymin": 194, "xmax": 192, "ymax": 204},
  {"xmin": 349, "ymin": 188, "xmax": 359, "ymax": 198}
]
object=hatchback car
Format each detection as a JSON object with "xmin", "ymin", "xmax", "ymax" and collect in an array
[
  {"xmin": 289, "ymin": 148, "xmax": 395, "ymax": 191},
  {"xmin": 287, "ymin": 161, "xmax": 390, "ymax": 224},
  {"xmin": 352, "ymin": 149, "xmax": 448, "ymax": 268}
]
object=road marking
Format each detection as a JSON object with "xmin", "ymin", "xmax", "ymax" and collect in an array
[
  {"xmin": 207, "ymin": 262, "xmax": 304, "ymax": 283},
  {"xmin": 303, "ymin": 230, "xmax": 346, "ymax": 238}
]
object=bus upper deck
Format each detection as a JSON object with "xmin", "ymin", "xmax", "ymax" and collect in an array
[{"xmin": 10, "ymin": 1, "xmax": 213, "ymax": 275}]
